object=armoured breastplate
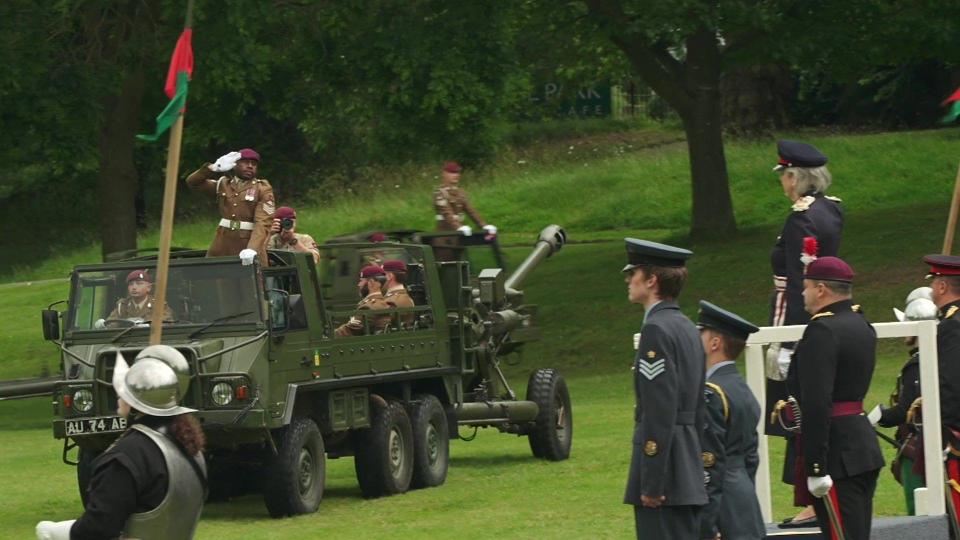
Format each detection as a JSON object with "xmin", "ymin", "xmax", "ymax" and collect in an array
[{"xmin": 123, "ymin": 424, "xmax": 206, "ymax": 540}]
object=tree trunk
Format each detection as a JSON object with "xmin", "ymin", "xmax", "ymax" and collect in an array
[{"xmin": 98, "ymin": 67, "xmax": 145, "ymax": 260}]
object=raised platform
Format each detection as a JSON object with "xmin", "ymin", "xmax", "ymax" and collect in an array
[{"xmin": 764, "ymin": 515, "xmax": 949, "ymax": 539}]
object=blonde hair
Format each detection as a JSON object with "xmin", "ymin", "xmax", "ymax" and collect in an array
[{"xmin": 784, "ymin": 165, "xmax": 832, "ymax": 195}]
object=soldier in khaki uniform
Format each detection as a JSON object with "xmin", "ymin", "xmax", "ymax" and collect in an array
[
  {"xmin": 335, "ymin": 265, "xmax": 392, "ymax": 337},
  {"xmin": 185, "ymin": 148, "xmax": 275, "ymax": 266},
  {"xmin": 267, "ymin": 206, "xmax": 320, "ymax": 263},
  {"xmin": 96, "ymin": 270, "xmax": 174, "ymax": 328},
  {"xmin": 433, "ymin": 161, "xmax": 497, "ymax": 261},
  {"xmin": 382, "ymin": 259, "xmax": 415, "ymax": 327}
]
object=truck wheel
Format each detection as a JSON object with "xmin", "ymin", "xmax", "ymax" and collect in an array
[
  {"xmin": 354, "ymin": 400, "xmax": 414, "ymax": 497},
  {"xmin": 526, "ymin": 368, "xmax": 573, "ymax": 461},
  {"xmin": 408, "ymin": 394, "xmax": 449, "ymax": 489},
  {"xmin": 262, "ymin": 417, "xmax": 325, "ymax": 518},
  {"xmin": 77, "ymin": 447, "xmax": 100, "ymax": 508}
]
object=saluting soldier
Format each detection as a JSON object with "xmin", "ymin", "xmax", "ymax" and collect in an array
[
  {"xmin": 95, "ymin": 270, "xmax": 174, "ymax": 328},
  {"xmin": 432, "ymin": 161, "xmax": 497, "ymax": 261},
  {"xmin": 870, "ymin": 287, "xmax": 936, "ymax": 515},
  {"xmin": 766, "ymin": 140, "xmax": 844, "ymax": 529},
  {"xmin": 921, "ymin": 254, "xmax": 960, "ymax": 531},
  {"xmin": 786, "ymin": 256, "xmax": 883, "ymax": 540},
  {"xmin": 382, "ymin": 259, "xmax": 415, "ymax": 327},
  {"xmin": 622, "ymin": 238, "xmax": 707, "ymax": 539},
  {"xmin": 334, "ymin": 265, "xmax": 392, "ymax": 337},
  {"xmin": 185, "ymin": 148, "xmax": 276, "ymax": 266},
  {"xmin": 696, "ymin": 301, "xmax": 765, "ymax": 540}
]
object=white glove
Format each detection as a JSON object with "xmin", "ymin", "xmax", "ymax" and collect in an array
[
  {"xmin": 239, "ymin": 248, "xmax": 258, "ymax": 266},
  {"xmin": 457, "ymin": 225, "xmax": 472, "ymax": 236},
  {"xmin": 483, "ymin": 224, "xmax": 497, "ymax": 236},
  {"xmin": 209, "ymin": 151, "xmax": 242, "ymax": 172},
  {"xmin": 36, "ymin": 520, "xmax": 76, "ymax": 540},
  {"xmin": 807, "ymin": 475, "xmax": 833, "ymax": 498},
  {"xmin": 867, "ymin": 404, "xmax": 883, "ymax": 426},
  {"xmin": 93, "ymin": 318, "xmax": 106, "ymax": 329},
  {"xmin": 764, "ymin": 344, "xmax": 792, "ymax": 381},
  {"xmin": 776, "ymin": 348, "xmax": 793, "ymax": 379},
  {"xmin": 633, "ymin": 332, "xmax": 641, "ymax": 351}
]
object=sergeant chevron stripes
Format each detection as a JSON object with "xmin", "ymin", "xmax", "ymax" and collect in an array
[{"xmin": 638, "ymin": 358, "xmax": 666, "ymax": 380}]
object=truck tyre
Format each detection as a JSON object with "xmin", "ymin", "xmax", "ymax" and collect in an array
[
  {"xmin": 408, "ymin": 394, "xmax": 449, "ymax": 489},
  {"xmin": 354, "ymin": 400, "xmax": 414, "ymax": 497},
  {"xmin": 526, "ymin": 368, "xmax": 573, "ymax": 461},
  {"xmin": 77, "ymin": 447, "xmax": 100, "ymax": 508},
  {"xmin": 262, "ymin": 417, "xmax": 325, "ymax": 518}
]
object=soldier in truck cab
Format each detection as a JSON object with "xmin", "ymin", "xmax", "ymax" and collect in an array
[
  {"xmin": 335, "ymin": 265, "xmax": 392, "ymax": 337},
  {"xmin": 95, "ymin": 270, "xmax": 174, "ymax": 329}
]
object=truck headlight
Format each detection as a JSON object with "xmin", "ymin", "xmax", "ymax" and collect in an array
[
  {"xmin": 211, "ymin": 382, "xmax": 233, "ymax": 406},
  {"xmin": 73, "ymin": 388, "xmax": 94, "ymax": 413}
]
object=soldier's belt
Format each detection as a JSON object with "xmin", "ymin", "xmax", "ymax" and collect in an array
[
  {"xmin": 635, "ymin": 410, "xmax": 695, "ymax": 424},
  {"xmin": 218, "ymin": 218, "xmax": 255, "ymax": 231},
  {"xmin": 435, "ymin": 214, "xmax": 465, "ymax": 221},
  {"xmin": 831, "ymin": 401, "xmax": 863, "ymax": 416}
]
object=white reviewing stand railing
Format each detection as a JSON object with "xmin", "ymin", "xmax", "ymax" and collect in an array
[{"xmin": 743, "ymin": 319, "xmax": 944, "ymax": 522}]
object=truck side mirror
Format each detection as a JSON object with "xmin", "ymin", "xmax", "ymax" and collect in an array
[
  {"xmin": 266, "ymin": 289, "xmax": 289, "ymax": 331},
  {"xmin": 41, "ymin": 309, "xmax": 60, "ymax": 341}
]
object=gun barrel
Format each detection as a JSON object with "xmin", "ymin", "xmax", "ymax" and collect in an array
[
  {"xmin": 0, "ymin": 375, "xmax": 59, "ymax": 401},
  {"xmin": 503, "ymin": 225, "xmax": 566, "ymax": 293}
]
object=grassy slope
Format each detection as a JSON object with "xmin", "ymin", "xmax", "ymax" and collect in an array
[{"xmin": 1, "ymin": 127, "xmax": 958, "ymax": 537}]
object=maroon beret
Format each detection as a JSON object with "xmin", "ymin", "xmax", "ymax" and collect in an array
[
  {"xmin": 369, "ymin": 232, "xmax": 387, "ymax": 242},
  {"xmin": 275, "ymin": 206, "xmax": 296, "ymax": 220},
  {"xmin": 238, "ymin": 148, "xmax": 260, "ymax": 161},
  {"xmin": 126, "ymin": 269, "xmax": 152, "ymax": 283},
  {"xmin": 442, "ymin": 161, "xmax": 462, "ymax": 173},
  {"xmin": 805, "ymin": 256, "xmax": 854, "ymax": 283},
  {"xmin": 382, "ymin": 259, "xmax": 407, "ymax": 273},
  {"xmin": 359, "ymin": 265, "xmax": 385, "ymax": 279},
  {"xmin": 923, "ymin": 254, "xmax": 960, "ymax": 277}
]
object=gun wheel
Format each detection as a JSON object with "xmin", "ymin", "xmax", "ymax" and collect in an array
[
  {"xmin": 354, "ymin": 399, "xmax": 414, "ymax": 497},
  {"xmin": 262, "ymin": 417, "xmax": 326, "ymax": 518},
  {"xmin": 526, "ymin": 368, "xmax": 573, "ymax": 461},
  {"xmin": 408, "ymin": 394, "xmax": 449, "ymax": 489}
]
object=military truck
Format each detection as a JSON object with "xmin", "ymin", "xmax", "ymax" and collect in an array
[{"xmin": 42, "ymin": 225, "xmax": 572, "ymax": 517}]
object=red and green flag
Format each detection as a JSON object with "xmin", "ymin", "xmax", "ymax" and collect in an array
[
  {"xmin": 136, "ymin": 29, "xmax": 194, "ymax": 141},
  {"xmin": 942, "ymin": 87, "xmax": 960, "ymax": 124}
]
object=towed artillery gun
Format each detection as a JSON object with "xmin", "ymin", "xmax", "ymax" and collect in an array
[{"xmin": 42, "ymin": 225, "xmax": 572, "ymax": 517}]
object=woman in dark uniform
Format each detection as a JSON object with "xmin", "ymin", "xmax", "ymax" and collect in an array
[
  {"xmin": 765, "ymin": 140, "xmax": 844, "ymax": 527},
  {"xmin": 36, "ymin": 346, "xmax": 206, "ymax": 540}
]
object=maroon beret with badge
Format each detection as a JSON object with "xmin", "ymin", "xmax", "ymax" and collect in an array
[
  {"xmin": 275, "ymin": 206, "xmax": 296, "ymax": 220},
  {"xmin": 126, "ymin": 269, "xmax": 152, "ymax": 283},
  {"xmin": 443, "ymin": 161, "xmax": 462, "ymax": 173},
  {"xmin": 238, "ymin": 148, "xmax": 261, "ymax": 161},
  {"xmin": 359, "ymin": 265, "xmax": 385, "ymax": 279},
  {"xmin": 368, "ymin": 232, "xmax": 387, "ymax": 242},
  {"xmin": 804, "ymin": 256, "xmax": 854, "ymax": 283},
  {"xmin": 382, "ymin": 260, "xmax": 407, "ymax": 273},
  {"xmin": 923, "ymin": 254, "xmax": 960, "ymax": 276}
]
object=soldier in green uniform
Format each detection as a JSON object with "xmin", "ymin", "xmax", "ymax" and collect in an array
[
  {"xmin": 185, "ymin": 148, "xmax": 275, "ymax": 266},
  {"xmin": 335, "ymin": 265, "xmax": 392, "ymax": 337},
  {"xmin": 621, "ymin": 238, "xmax": 707, "ymax": 539},
  {"xmin": 432, "ymin": 161, "xmax": 496, "ymax": 261},
  {"xmin": 94, "ymin": 270, "xmax": 174, "ymax": 328},
  {"xmin": 696, "ymin": 301, "xmax": 765, "ymax": 540}
]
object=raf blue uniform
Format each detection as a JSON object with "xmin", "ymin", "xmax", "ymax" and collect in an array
[
  {"xmin": 697, "ymin": 301, "xmax": 765, "ymax": 540},
  {"xmin": 622, "ymin": 239, "xmax": 707, "ymax": 539}
]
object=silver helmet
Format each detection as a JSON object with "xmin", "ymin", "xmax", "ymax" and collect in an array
[
  {"xmin": 113, "ymin": 352, "xmax": 196, "ymax": 417},
  {"xmin": 893, "ymin": 287, "xmax": 938, "ymax": 322},
  {"xmin": 136, "ymin": 345, "xmax": 191, "ymax": 397}
]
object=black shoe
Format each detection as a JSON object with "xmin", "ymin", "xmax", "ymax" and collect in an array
[{"xmin": 777, "ymin": 516, "xmax": 818, "ymax": 529}]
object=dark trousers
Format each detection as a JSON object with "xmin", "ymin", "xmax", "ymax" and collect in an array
[
  {"xmin": 811, "ymin": 469, "xmax": 879, "ymax": 540},
  {"xmin": 634, "ymin": 505, "xmax": 700, "ymax": 540}
]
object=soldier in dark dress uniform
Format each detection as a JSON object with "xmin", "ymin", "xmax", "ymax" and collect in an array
[
  {"xmin": 432, "ymin": 161, "xmax": 496, "ymax": 261},
  {"xmin": 696, "ymin": 301, "xmax": 765, "ymax": 540},
  {"xmin": 871, "ymin": 287, "xmax": 936, "ymax": 515},
  {"xmin": 766, "ymin": 140, "xmax": 844, "ymax": 527},
  {"xmin": 185, "ymin": 148, "xmax": 276, "ymax": 266},
  {"xmin": 335, "ymin": 265, "xmax": 392, "ymax": 337},
  {"xmin": 622, "ymin": 238, "xmax": 707, "ymax": 539},
  {"xmin": 922, "ymin": 254, "xmax": 960, "ymax": 532},
  {"xmin": 785, "ymin": 256, "xmax": 884, "ymax": 540}
]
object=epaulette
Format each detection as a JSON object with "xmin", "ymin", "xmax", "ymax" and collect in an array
[
  {"xmin": 946, "ymin": 306, "xmax": 959, "ymax": 319},
  {"xmin": 705, "ymin": 382, "xmax": 729, "ymax": 423},
  {"xmin": 811, "ymin": 311, "xmax": 834, "ymax": 320},
  {"xmin": 791, "ymin": 195, "xmax": 816, "ymax": 212},
  {"xmin": 824, "ymin": 195, "xmax": 842, "ymax": 203}
]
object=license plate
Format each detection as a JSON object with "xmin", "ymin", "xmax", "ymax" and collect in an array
[{"xmin": 65, "ymin": 416, "xmax": 127, "ymax": 436}]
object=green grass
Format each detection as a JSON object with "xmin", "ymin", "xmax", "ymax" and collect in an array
[{"xmin": 1, "ymin": 126, "xmax": 957, "ymax": 536}]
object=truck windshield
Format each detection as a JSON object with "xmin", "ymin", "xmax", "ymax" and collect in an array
[{"xmin": 67, "ymin": 262, "xmax": 262, "ymax": 331}]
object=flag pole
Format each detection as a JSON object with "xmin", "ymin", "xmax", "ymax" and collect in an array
[
  {"xmin": 942, "ymin": 161, "xmax": 960, "ymax": 256},
  {"xmin": 150, "ymin": 0, "xmax": 194, "ymax": 345}
]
